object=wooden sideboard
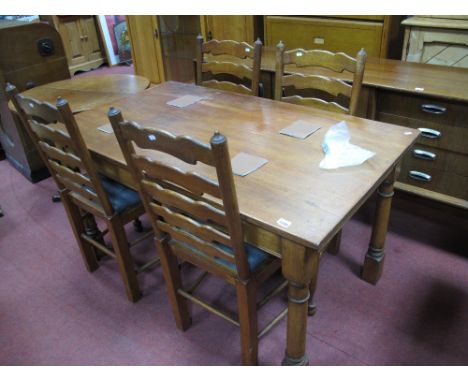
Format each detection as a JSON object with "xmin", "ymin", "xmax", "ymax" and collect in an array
[
  {"xmin": 264, "ymin": 16, "xmax": 403, "ymax": 59},
  {"xmin": 0, "ymin": 22, "xmax": 70, "ymax": 181}
]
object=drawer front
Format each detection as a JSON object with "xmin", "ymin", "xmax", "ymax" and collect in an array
[
  {"xmin": 377, "ymin": 90, "xmax": 468, "ymax": 128},
  {"xmin": 265, "ymin": 16, "xmax": 383, "ymax": 57},
  {"xmin": 403, "ymin": 145, "xmax": 468, "ymax": 177},
  {"xmin": 377, "ymin": 112, "xmax": 468, "ymax": 155},
  {"xmin": 399, "ymin": 160, "xmax": 468, "ymax": 200}
]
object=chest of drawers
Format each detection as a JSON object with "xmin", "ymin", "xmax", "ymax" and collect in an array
[{"xmin": 376, "ymin": 89, "xmax": 468, "ymax": 205}]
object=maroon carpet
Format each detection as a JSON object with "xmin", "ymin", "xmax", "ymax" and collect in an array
[
  {"xmin": 1, "ymin": 63, "xmax": 467, "ymax": 364},
  {"xmin": 1, "ymin": 158, "xmax": 467, "ymax": 366}
]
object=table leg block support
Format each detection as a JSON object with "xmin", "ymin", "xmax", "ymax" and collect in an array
[{"xmin": 362, "ymin": 247, "xmax": 385, "ymax": 285}]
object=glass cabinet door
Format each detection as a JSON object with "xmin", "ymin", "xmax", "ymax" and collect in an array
[{"xmin": 158, "ymin": 16, "xmax": 201, "ymax": 82}]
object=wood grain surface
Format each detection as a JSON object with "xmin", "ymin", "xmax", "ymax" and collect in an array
[{"xmin": 72, "ymin": 81, "xmax": 417, "ymax": 250}]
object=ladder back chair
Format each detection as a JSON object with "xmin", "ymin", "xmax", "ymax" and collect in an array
[
  {"xmin": 196, "ymin": 34, "xmax": 262, "ymax": 96},
  {"xmin": 109, "ymin": 108, "xmax": 288, "ymax": 366},
  {"xmin": 6, "ymin": 83, "xmax": 159, "ymax": 303},
  {"xmin": 275, "ymin": 41, "xmax": 367, "ymax": 116}
]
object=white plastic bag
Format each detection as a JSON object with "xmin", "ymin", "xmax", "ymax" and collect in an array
[{"xmin": 319, "ymin": 121, "xmax": 375, "ymax": 170}]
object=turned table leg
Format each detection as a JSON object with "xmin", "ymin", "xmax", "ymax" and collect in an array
[
  {"xmin": 281, "ymin": 240, "xmax": 319, "ymax": 366},
  {"xmin": 362, "ymin": 168, "xmax": 396, "ymax": 284}
]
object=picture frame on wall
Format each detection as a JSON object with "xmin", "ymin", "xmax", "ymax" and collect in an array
[{"xmin": 97, "ymin": 15, "xmax": 131, "ymax": 66}]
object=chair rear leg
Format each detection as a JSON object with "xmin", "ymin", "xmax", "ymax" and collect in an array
[
  {"xmin": 236, "ymin": 280, "xmax": 258, "ymax": 366},
  {"xmin": 107, "ymin": 215, "xmax": 141, "ymax": 303},
  {"xmin": 157, "ymin": 237, "xmax": 191, "ymax": 331},
  {"xmin": 60, "ymin": 191, "xmax": 99, "ymax": 272}
]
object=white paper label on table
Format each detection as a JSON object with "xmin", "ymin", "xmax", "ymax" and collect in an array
[
  {"xmin": 231, "ymin": 152, "xmax": 268, "ymax": 177},
  {"xmin": 276, "ymin": 218, "xmax": 292, "ymax": 228},
  {"xmin": 279, "ymin": 120, "xmax": 321, "ymax": 139},
  {"xmin": 97, "ymin": 123, "xmax": 113, "ymax": 134},
  {"xmin": 319, "ymin": 121, "xmax": 375, "ymax": 170},
  {"xmin": 167, "ymin": 95, "xmax": 204, "ymax": 108}
]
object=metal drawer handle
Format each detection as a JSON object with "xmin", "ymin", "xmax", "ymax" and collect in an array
[
  {"xmin": 413, "ymin": 149, "xmax": 436, "ymax": 161},
  {"xmin": 418, "ymin": 127, "xmax": 441, "ymax": 139},
  {"xmin": 421, "ymin": 104, "xmax": 447, "ymax": 114},
  {"xmin": 409, "ymin": 170, "xmax": 432, "ymax": 182}
]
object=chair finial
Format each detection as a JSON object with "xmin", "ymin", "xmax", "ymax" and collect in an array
[
  {"xmin": 5, "ymin": 82, "xmax": 14, "ymax": 92},
  {"xmin": 56, "ymin": 96, "xmax": 67, "ymax": 107},
  {"xmin": 211, "ymin": 131, "xmax": 226, "ymax": 145},
  {"xmin": 108, "ymin": 106, "xmax": 120, "ymax": 117}
]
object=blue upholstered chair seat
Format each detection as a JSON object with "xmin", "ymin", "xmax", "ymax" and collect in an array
[
  {"xmin": 215, "ymin": 242, "xmax": 274, "ymax": 273},
  {"xmin": 174, "ymin": 238, "xmax": 274, "ymax": 273},
  {"xmin": 99, "ymin": 175, "xmax": 141, "ymax": 214}
]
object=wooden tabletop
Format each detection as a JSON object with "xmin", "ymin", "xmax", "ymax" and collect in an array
[
  {"xmin": 256, "ymin": 47, "xmax": 468, "ymax": 103},
  {"xmin": 73, "ymin": 81, "xmax": 417, "ymax": 250},
  {"xmin": 20, "ymin": 74, "xmax": 150, "ymax": 113}
]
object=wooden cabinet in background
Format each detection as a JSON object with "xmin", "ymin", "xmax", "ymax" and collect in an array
[
  {"xmin": 402, "ymin": 16, "xmax": 468, "ymax": 67},
  {"xmin": 42, "ymin": 16, "xmax": 106, "ymax": 75},
  {"xmin": 127, "ymin": 16, "xmax": 165, "ymax": 84},
  {"xmin": 0, "ymin": 22, "xmax": 70, "ymax": 181},
  {"xmin": 127, "ymin": 15, "xmax": 264, "ymax": 85},
  {"xmin": 265, "ymin": 16, "xmax": 403, "ymax": 58},
  {"xmin": 201, "ymin": 16, "xmax": 263, "ymax": 43}
]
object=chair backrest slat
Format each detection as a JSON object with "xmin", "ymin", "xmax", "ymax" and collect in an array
[
  {"xmin": 109, "ymin": 108, "xmax": 251, "ymax": 280},
  {"xmin": 275, "ymin": 42, "xmax": 367, "ymax": 116},
  {"xmin": 157, "ymin": 220, "xmax": 235, "ymax": 265},
  {"xmin": 141, "ymin": 180, "xmax": 227, "ymax": 227},
  {"xmin": 284, "ymin": 49, "xmax": 358, "ymax": 73},
  {"xmin": 48, "ymin": 159, "xmax": 94, "ymax": 190},
  {"xmin": 200, "ymin": 80, "xmax": 252, "ymax": 95},
  {"xmin": 281, "ymin": 96, "xmax": 349, "ymax": 114},
  {"xmin": 202, "ymin": 39, "xmax": 257, "ymax": 59},
  {"xmin": 29, "ymin": 120, "xmax": 74, "ymax": 151},
  {"xmin": 15, "ymin": 96, "xmax": 63, "ymax": 124},
  {"xmin": 282, "ymin": 73, "xmax": 352, "ymax": 98},
  {"xmin": 56, "ymin": 172, "xmax": 98, "ymax": 201},
  {"xmin": 39, "ymin": 141, "xmax": 83, "ymax": 170},
  {"xmin": 202, "ymin": 61, "xmax": 253, "ymax": 80},
  {"xmin": 119, "ymin": 121, "xmax": 214, "ymax": 166},
  {"xmin": 151, "ymin": 203, "xmax": 232, "ymax": 248},
  {"xmin": 6, "ymin": 83, "xmax": 115, "ymax": 215},
  {"xmin": 196, "ymin": 34, "xmax": 262, "ymax": 97},
  {"xmin": 133, "ymin": 156, "xmax": 221, "ymax": 198}
]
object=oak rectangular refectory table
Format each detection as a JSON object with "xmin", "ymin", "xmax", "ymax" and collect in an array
[{"xmin": 66, "ymin": 81, "xmax": 417, "ymax": 365}]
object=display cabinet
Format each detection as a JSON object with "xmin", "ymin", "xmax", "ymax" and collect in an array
[{"xmin": 41, "ymin": 15, "xmax": 106, "ymax": 75}]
